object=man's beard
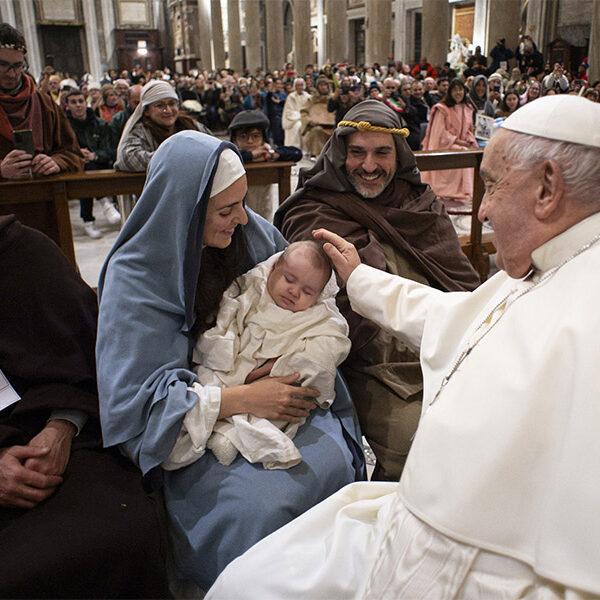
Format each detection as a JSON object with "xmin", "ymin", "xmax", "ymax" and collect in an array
[{"xmin": 348, "ymin": 168, "xmax": 395, "ymax": 198}]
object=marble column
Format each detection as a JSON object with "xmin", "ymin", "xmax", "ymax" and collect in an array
[
  {"xmin": 394, "ymin": 0, "xmax": 406, "ymax": 62},
  {"xmin": 227, "ymin": 0, "xmax": 243, "ymax": 72},
  {"xmin": 589, "ymin": 0, "xmax": 600, "ymax": 84},
  {"xmin": 0, "ymin": 0, "xmax": 17, "ymax": 26},
  {"xmin": 487, "ymin": 0, "xmax": 520, "ymax": 60},
  {"xmin": 293, "ymin": 0, "xmax": 312, "ymax": 71},
  {"xmin": 243, "ymin": 0, "xmax": 261, "ymax": 72},
  {"xmin": 316, "ymin": 0, "xmax": 324, "ymax": 66},
  {"xmin": 211, "ymin": 0, "xmax": 226, "ymax": 68},
  {"xmin": 421, "ymin": 0, "xmax": 449, "ymax": 67},
  {"xmin": 82, "ymin": 0, "xmax": 103, "ymax": 81},
  {"xmin": 19, "ymin": 0, "xmax": 41, "ymax": 78},
  {"xmin": 265, "ymin": 0, "xmax": 285, "ymax": 71},
  {"xmin": 325, "ymin": 0, "xmax": 347, "ymax": 64},
  {"xmin": 366, "ymin": 0, "xmax": 392, "ymax": 66},
  {"xmin": 473, "ymin": 0, "xmax": 520, "ymax": 57},
  {"xmin": 198, "ymin": 0, "xmax": 214, "ymax": 70},
  {"xmin": 100, "ymin": 0, "xmax": 116, "ymax": 71},
  {"xmin": 525, "ymin": 0, "xmax": 548, "ymax": 50}
]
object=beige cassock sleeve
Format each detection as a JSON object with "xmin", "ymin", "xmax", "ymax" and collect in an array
[{"xmin": 346, "ymin": 263, "xmax": 444, "ymax": 352}]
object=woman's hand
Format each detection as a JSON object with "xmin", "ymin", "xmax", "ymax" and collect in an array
[
  {"xmin": 312, "ymin": 228, "xmax": 361, "ymax": 285},
  {"xmin": 220, "ymin": 373, "xmax": 319, "ymax": 423}
]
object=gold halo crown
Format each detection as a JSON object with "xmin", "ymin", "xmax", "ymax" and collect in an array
[
  {"xmin": 0, "ymin": 41, "xmax": 27, "ymax": 54},
  {"xmin": 337, "ymin": 119, "xmax": 409, "ymax": 138}
]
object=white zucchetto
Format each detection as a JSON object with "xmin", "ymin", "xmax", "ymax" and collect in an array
[{"xmin": 501, "ymin": 95, "xmax": 600, "ymax": 148}]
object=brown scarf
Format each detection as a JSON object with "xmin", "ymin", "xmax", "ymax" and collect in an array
[{"xmin": 0, "ymin": 74, "xmax": 43, "ymax": 152}]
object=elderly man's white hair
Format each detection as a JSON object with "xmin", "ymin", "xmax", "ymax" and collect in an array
[{"xmin": 500, "ymin": 96, "xmax": 600, "ymax": 203}]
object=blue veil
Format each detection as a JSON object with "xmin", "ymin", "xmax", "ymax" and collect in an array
[{"xmin": 96, "ymin": 131, "xmax": 287, "ymax": 473}]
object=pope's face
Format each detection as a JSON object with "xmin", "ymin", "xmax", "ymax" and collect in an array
[
  {"xmin": 345, "ymin": 131, "xmax": 397, "ymax": 199},
  {"xmin": 0, "ymin": 48, "xmax": 24, "ymax": 92},
  {"xmin": 478, "ymin": 130, "xmax": 540, "ymax": 278}
]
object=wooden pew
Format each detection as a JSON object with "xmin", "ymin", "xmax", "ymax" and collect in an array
[
  {"xmin": 0, "ymin": 161, "xmax": 295, "ymax": 268},
  {"xmin": 0, "ymin": 154, "xmax": 494, "ymax": 280},
  {"xmin": 415, "ymin": 149, "xmax": 495, "ymax": 281}
]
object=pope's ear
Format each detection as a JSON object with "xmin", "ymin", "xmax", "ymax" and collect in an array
[{"xmin": 534, "ymin": 159, "xmax": 564, "ymax": 220}]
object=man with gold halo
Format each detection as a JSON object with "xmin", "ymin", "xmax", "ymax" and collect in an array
[{"xmin": 276, "ymin": 100, "xmax": 479, "ymax": 481}]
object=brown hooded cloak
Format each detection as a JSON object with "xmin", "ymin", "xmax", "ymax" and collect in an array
[
  {"xmin": 275, "ymin": 100, "xmax": 480, "ymax": 480},
  {"xmin": 276, "ymin": 100, "xmax": 479, "ymax": 353}
]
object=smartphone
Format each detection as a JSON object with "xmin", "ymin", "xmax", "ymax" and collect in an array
[{"xmin": 13, "ymin": 129, "xmax": 35, "ymax": 156}]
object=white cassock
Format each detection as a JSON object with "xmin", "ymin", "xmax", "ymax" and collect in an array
[
  {"xmin": 207, "ymin": 211, "xmax": 600, "ymax": 599},
  {"xmin": 282, "ymin": 91, "xmax": 310, "ymax": 148}
]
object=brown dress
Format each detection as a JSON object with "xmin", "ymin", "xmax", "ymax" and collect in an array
[{"xmin": 0, "ymin": 216, "xmax": 170, "ymax": 598}]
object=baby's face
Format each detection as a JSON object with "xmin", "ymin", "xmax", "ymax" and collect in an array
[{"xmin": 267, "ymin": 251, "xmax": 329, "ymax": 312}]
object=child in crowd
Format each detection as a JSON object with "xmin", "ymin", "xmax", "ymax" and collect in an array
[
  {"xmin": 163, "ymin": 241, "xmax": 350, "ymax": 471},
  {"xmin": 228, "ymin": 110, "xmax": 302, "ymax": 222}
]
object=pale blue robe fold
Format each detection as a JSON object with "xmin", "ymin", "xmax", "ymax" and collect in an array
[{"xmin": 96, "ymin": 131, "xmax": 364, "ymax": 589}]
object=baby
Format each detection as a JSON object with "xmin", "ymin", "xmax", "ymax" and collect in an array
[{"xmin": 164, "ymin": 241, "xmax": 350, "ymax": 470}]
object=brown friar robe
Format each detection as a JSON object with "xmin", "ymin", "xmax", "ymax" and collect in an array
[
  {"xmin": 275, "ymin": 100, "xmax": 481, "ymax": 481},
  {"xmin": 0, "ymin": 216, "xmax": 170, "ymax": 598}
]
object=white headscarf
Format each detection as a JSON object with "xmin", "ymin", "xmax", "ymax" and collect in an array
[
  {"xmin": 210, "ymin": 148, "xmax": 246, "ymax": 197},
  {"xmin": 118, "ymin": 80, "xmax": 179, "ymax": 151}
]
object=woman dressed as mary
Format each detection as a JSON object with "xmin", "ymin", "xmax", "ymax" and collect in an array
[{"xmin": 96, "ymin": 131, "xmax": 364, "ymax": 592}]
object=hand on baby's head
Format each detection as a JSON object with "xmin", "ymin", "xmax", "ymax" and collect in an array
[{"xmin": 266, "ymin": 241, "xmax": 332, "ymax": 313}]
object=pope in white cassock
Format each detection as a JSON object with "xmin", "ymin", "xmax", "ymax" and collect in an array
[{"xmin": 207, "ymin": 95, "xmax": 600, "ymax": 599}]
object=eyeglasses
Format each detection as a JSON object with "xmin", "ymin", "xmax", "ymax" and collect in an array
[
  {"xmin": 0, "ymin": 59, "xmax": 26, "ymax": 73},
  {"xmin": 151, "ymin": 100, "xmax": 178, "ymax": 112}
]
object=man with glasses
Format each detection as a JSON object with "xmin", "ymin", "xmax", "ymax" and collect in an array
[{"xmin": 0, "ymin": 23, "xmax": 82, "ymax": 180}]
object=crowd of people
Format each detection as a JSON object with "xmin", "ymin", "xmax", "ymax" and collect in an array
[
  {"xmin": 9, "ymin": 32, "xmax": 595, "ymax": 223},
  {"xmin": 2, "ymin": 19, "xmax": 600, "ymax": 599}
]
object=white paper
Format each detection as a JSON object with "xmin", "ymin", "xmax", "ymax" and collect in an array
[{"xmin": 0, "ymin": 368, "xmax": 20, "ymax": 411}]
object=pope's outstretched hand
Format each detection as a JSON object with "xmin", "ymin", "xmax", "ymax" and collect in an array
[{"xmin": 312, "ymin": 228, "xmax": 361, "ymax": 285}]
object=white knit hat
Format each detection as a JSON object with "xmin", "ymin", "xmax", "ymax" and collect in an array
[
  {"xmin": 501, "ymin": 95, "xmax": 600, "ymax": 148},
  {"xmin": 210, "ymin": 149, "xmax": 246, "ymax": 197}
]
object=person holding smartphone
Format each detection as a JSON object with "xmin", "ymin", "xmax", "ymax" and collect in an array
[{"xmin": 0, "ymin": 23, "xmax": 83, "ymax": 180}]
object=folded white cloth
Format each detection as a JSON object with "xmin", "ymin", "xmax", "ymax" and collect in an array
[{"xmin": 194, "ymin": 252, "xmax": 351, "ymax": 469}]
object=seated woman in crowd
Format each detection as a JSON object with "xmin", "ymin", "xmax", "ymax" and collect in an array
[
  {"xmin": 520, "ymin": 79, "xmax": 541, "ymax": 105},
  {"xmin": 421, "ymin": 78, "xmax": 478, "ymax": 204},
  {"xmin": 229, "ymin": 110, "xmax": 301, "ymax": 222},
  {"xmin": 468, "ymin": 75, "xmax": 496, "ymax": 117},
  {"xmin": 114, "ymin": 79, "xmax": 210, "ymax": 172},
  {"xmin": 97, "ymin": 131, "xmax": 363, "ymax": 593},
  {"xmin": 93, "ymin": 83, "xmax": 124, "ymax": 124},
  {"xmin": 495, "ymin": 89, "xmax": 520, "ymax": 117}
]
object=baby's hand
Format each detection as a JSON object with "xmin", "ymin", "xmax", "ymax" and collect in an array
[{"xmin": 245, "ymin": 358, "xmax": 277, "ymax": 384}]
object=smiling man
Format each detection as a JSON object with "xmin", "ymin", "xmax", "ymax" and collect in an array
[{"xmin": 275, "ymin": 100, "xmax": 479, "ymax": 481}]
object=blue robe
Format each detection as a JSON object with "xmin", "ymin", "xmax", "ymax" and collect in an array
[{"xmin": 96, "ymin": 131, "xmax": 364, "ymax": 590}]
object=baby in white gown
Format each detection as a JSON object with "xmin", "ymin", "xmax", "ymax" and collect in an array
[{"xmin": 192, "ymin": 241, "xmax": 350, "ymax": 469}]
